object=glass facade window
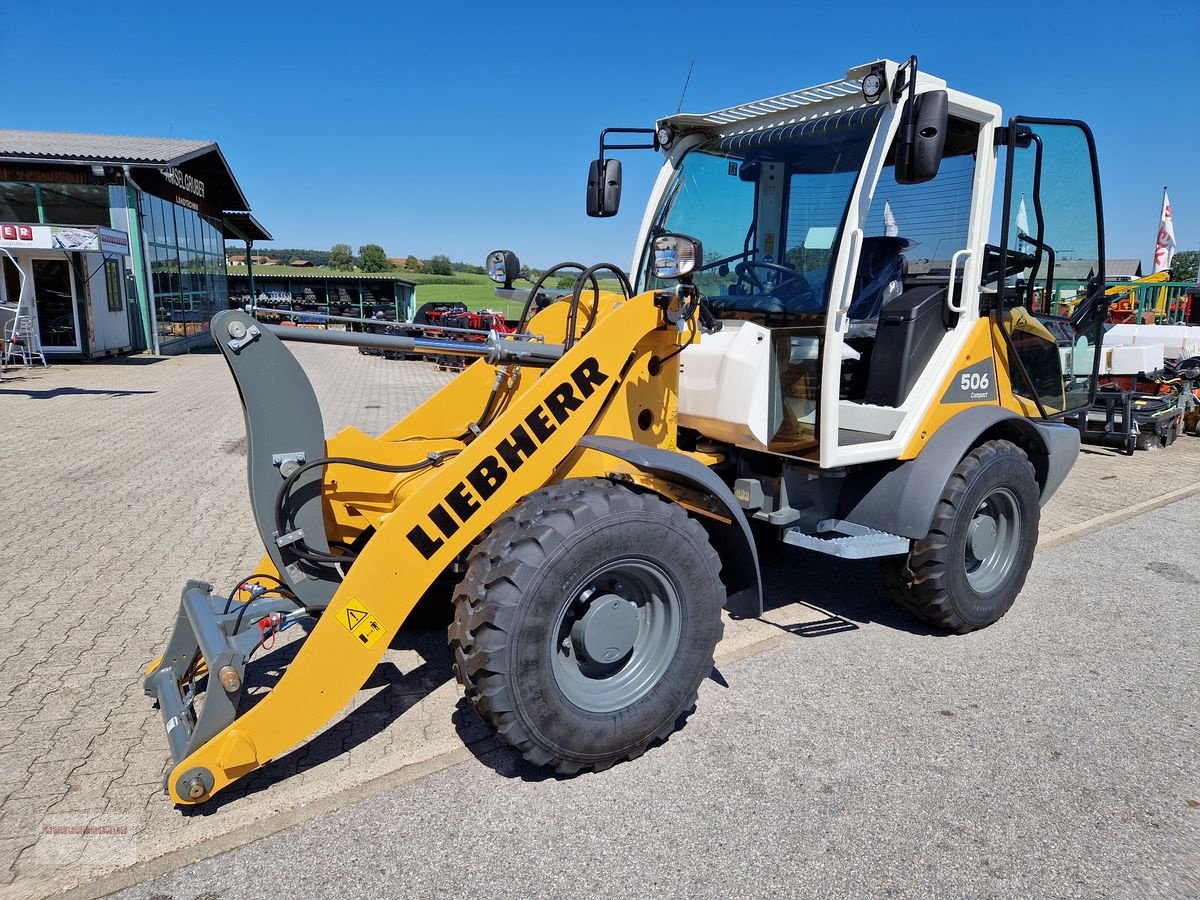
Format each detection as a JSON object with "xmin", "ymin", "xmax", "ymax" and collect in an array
[
  {"xmin": 0, "ymin": 181, "xmax": 111, "ymax": 226},
  {"xmin": 0, "ymin": 182, "xmax": 39, "ymax": 222},
  {"xmin": 105, "ymin": 258, "xmax": 123, "ymax": 311},
  {"xmin": 138, "ymin": 192, "xmax": 227, "ymax": 345},
  {"xmin": 39, "ymin": 183, "xmax": 111, "ymax": 227},
  {"xmin": 32, "ymin": 259, "xmax": 76, "ymax": 347},
  {"xmin": 2, "ymin": 255, "xmax": 22, "ymax": 304}
]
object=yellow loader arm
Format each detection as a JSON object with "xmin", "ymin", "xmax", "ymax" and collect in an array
[{"xmin": 144, "ymin": 287, "xmax": 705, "ymax": 804}]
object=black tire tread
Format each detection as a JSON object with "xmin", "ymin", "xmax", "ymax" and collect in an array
[
  {"xmin": 881, "ymin": 439, "xmax": 1038, "ymax": 634},
  {"xmin": 448, "ymin": 478, "xmax": 724, "ymax": 773}
]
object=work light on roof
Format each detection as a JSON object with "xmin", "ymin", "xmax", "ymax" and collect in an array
[{"xmin": 861, "ymin": 69, "xmax": 886, "ymax": 104}]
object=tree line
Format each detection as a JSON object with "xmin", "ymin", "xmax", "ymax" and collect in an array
[{"xmin": 225, "ymin": 241, "xmax": 491, "ymax": 276}]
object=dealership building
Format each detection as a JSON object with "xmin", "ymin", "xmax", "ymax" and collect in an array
[{"xmin": 0, "ymin": 130, "xmax": 269, "ymax": 357}]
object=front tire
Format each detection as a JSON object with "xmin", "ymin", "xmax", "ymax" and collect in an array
[
  {"xmin": 449, "ymin": 479, "xmax": 725, "ymax": 773},
  {"xmin": 882, "ymin": 440, "xmax": 1040, "ymax": 633}
]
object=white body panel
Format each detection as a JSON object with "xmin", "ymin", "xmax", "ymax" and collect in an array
[{"xmin": 677, "ymin": 320, "xmax": 776, "ymax": 447}]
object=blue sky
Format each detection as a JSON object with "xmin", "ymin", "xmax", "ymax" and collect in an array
[{"xmin": 3, "ymin": 1, "xmax": 1196, "ymax": 272}]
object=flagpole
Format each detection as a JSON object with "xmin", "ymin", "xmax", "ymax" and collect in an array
[{"xmin": 1153, "ymin": 186, "xmax": 1165, "ymax": 270}]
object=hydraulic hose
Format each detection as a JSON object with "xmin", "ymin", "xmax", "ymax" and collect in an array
[
  {"xmin": 515, "ymin": 262, "xmax": 598, "ymax": 334},
  {"xmin": 565, "ymin": 263, "xmax": 632, "ymax": 349},
  {"xmin": 274, "ymin": 451, "xmax": 459, "ymax": 566}
]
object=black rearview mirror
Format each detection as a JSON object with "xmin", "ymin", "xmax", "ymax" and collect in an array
[
  {"xmin": 895, "ymin": 89, "xmax": 948, "ymax": 184},
  {"xmin": 587, "ymin": 158, "xmax": 622, "ymax": 217}
]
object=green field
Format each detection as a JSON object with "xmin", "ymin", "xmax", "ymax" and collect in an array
[{"xmin": 412, "ymin": 276, "xmax": 523, "ymax": 318}]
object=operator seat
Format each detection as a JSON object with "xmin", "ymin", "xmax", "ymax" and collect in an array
[{"xmin": 847, "ymin": 236, "xmax": 913, "ymax": 323}]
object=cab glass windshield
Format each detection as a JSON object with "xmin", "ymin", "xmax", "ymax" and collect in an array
[{"xmin": 637, "ymin": 107, "xmax": 882, "ymax": 322}]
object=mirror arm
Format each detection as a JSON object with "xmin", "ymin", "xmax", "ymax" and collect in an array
[{"xmin": 598, "ymin": 127, "xmax": 658, "ymax": 165}]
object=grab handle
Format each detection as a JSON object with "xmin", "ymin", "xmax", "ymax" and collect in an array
[{"xmin": 947, "ymin": 248, "xmax": 972, "ymax": 314}]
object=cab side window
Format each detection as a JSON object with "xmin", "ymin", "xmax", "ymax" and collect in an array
[{"xmin": 848, "ymin": 118, "xmax": 980, "ymax": 321}]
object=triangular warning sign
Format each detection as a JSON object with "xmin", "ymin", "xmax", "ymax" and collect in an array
[{"xmin": 343, "ymin": 607, "xmax": 368, "ymax": 630}]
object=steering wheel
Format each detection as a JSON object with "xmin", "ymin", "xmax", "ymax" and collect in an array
[
  {"xmin": 735, "ymin": 260, "xmax": 799, "ymax": 292},
  {"xmin": 735, "ymin": 260, "xmax": 816, "ymax": 310}
]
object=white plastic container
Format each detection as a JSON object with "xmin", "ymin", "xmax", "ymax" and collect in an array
[
  {"xmin": 1104, "ymin": 324, "xmax": 1200, "ymax": 360},
  {"xmin": 1102, "ymin": 343, "xmax": 1165, "ymax": 375}
]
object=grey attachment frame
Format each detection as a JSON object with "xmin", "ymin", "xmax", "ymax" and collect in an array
[
  {"xmin": 143, "ymin": 580, "xmax": 300, "ymax": 765},
  {"xmin": 213, "ymin": 309, "xmax": 340, "ymax": 608}
]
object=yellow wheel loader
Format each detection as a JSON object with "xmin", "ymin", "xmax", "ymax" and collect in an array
[{"xmin": 145, "ymin": 57, "xmax": 1111, "ymax": 804}]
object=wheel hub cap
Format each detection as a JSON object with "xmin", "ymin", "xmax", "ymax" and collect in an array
[
  {"xmin": 964, "ymin": 487, "xmax": 1021, "ymax": 594},
  {"xmin": 968, "ymin": 515, "xmax": 999, "ymax": 560},
  {"xmin": 572, "ymin": 593, "xmax": 639, "ymax": 664},
  {"xmin": 551, "ymin": 559, "xmax": 682, "ymax": 714}
]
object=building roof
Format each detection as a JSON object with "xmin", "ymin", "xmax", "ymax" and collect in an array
[
  {"xmin": 0, "ymin": 129, "xmax": 215, "ymax": 166},
  {"xmin": 0, "ymin": 128, "xmax": 268, "ymax": 238},
  {"xmin": 221, "ymin": 211, "xmax": 272, "ymax": 243},
  {"xmin": 1106, "ymin": 259, "xmax": 1143, "ymax": 278},
  {"xmin": 227, "ymin": 266, "xmax": 416, "ymax": 285}
]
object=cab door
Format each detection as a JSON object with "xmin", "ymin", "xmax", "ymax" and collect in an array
[{"xmin": 992, "ymin": 118, "xmax": 1107, "ymax": 418}]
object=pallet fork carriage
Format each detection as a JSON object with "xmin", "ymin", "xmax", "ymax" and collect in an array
[{"xmin": 147, "ymin": 57, "xmax": 1110, "ymax": 804}]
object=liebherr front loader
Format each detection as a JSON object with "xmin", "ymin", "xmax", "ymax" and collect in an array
[{"xmin": 146, "ymin": 57, "xmax": 1110, "ymax": 804}]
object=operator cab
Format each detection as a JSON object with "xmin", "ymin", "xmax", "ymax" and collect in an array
[{"xmin": 622, "ymin": 59, "xmax": 1106, "ymax": 467}]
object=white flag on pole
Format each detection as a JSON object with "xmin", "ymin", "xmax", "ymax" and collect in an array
[
  {"xmin": 883, "ymin": 200, "xmax": 898, "ymax": 237},
  {"xmin": 1016, "ymin": 193, "xmax": 1030, "ymax": 236},
  {"xmin": 1153, "ymin": 188, "xmax": 1175, "ymax": 274}
]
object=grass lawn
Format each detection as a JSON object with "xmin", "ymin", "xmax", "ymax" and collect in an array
[{"xmin": 413, "ymin": 280, "xmax": 524, "ymax": 318}]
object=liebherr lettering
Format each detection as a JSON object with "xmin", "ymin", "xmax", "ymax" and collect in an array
[{"xmin": 406, "ymin": 358, "xmax": 609, "ymax": 559}]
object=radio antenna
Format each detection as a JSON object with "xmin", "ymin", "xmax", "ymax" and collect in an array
[{"xmin": 676, "ymin": 60, "xmax": 696, "ymax": 113}]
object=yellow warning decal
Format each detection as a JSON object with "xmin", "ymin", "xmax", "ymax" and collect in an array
[{"xmin": 338, "ymin": 597, "xmax": 386, "ymax": 650}]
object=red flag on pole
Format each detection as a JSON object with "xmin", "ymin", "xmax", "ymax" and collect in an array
[{"xmin": 1153, "ymin": 188, "xmax": 1175, "ymax": 274}]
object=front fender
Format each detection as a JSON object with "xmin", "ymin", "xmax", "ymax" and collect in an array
[{"xmin": 578, "ymin": 435, "xmax": 763, "ymax": 617}]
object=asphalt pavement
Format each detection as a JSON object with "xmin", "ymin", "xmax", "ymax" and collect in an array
[{"xmin": 110, "ymin": 493, "xmax": 1200, "ymax": 899}]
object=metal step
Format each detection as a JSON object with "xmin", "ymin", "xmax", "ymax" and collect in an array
[{"xmin": 781, "ymin": 519, "xmax": 909, "ymax": 559}]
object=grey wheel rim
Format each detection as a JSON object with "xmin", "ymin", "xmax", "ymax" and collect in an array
[
  {"xmin": 964, "ymin": 486, "xmax": 1021, "ymax": 594},
  {"xmin": 551, "ymin": 559, "xmax": 682, "ymax": 714}
]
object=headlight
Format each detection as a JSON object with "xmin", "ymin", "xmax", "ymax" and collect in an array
[
  {"xmin": 652, "ymin": 234, "xmax": 703, "ymax": 280},
  {"xmin": 485, "ymin": 250, "xmax": 520, "ymax": 286}
]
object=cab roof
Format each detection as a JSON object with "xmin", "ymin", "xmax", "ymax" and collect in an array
[{"xmin": 660, "ymin": 60, "xmax": 950, "ymax": 140}]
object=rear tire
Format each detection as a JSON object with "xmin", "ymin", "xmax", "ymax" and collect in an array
[
  {"xmin": 448, "ymin": 478, "xmax": 725, "ymax": 773},
  {"xmin": 881, "ymin": 440, "xmax": 1040, "ymax": 634}
]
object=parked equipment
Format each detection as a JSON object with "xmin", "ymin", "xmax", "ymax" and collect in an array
[
  {"xmin": 430, "ymin": 309, "xmax": 513, "ymax": 371},
  {"xmin": 1073, "ymin": 385, "xmax": 1183, "ymax": 454},
  {"xmin": 146, "ymin": 58, "xmax": 1112, "ymax": 804}
]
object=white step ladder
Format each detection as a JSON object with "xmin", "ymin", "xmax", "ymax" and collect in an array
[
  {"xmin": 1, "ymin": 248, "xmax": 48, "ymax": 371},
  {"xmin": 4, "ymin": 315, "xmax": 47, "ymax": 369}
]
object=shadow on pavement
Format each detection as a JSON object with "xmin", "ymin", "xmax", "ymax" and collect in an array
[
  {"xmin": 99, "ymin": 355, "xmax": 172, "ymax": 365},
  {"xmin": 756, "ymin": 546, "xmax": 944, "ymax": 636},
  {"xmin": 174, "ymin": 546, "xmax": 945, "ymax": 804},
  {"xmin": 457, "ymin": 546, "xmax": 949, "ymax": 782},
  {"xmin": 179, "ymin": 623, "xmax": 454, "ymax": 816},
  {"xmin": 0, "ymin": 386, "xmax": 157, "ymax": 399}
]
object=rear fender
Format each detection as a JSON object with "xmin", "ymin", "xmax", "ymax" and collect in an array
[
  {"xmin": 578, "ymin": 435, "xmax": 763, "ymax": 618},
  {"xmin": 840, "ymin": 406, "xmax": 1078, "ymax": 540}
]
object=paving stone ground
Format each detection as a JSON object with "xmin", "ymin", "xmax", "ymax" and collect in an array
[{"xmin": 1, "ymin": 346, "xmax": 1197, "ymax": 899}]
